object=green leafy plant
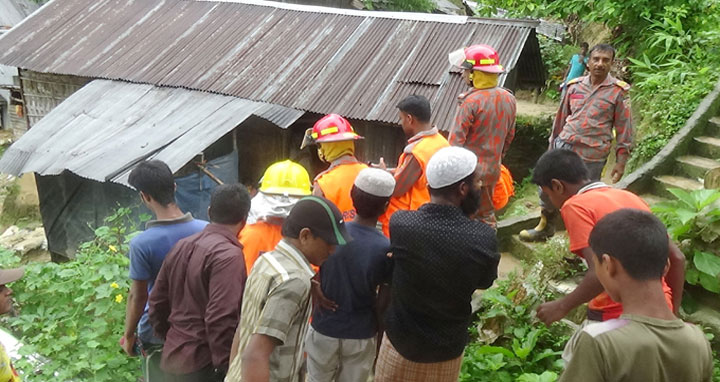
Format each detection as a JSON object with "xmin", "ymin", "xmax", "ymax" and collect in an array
[
  {"xmin": 0, "ymin": 208, "xmax": 143, "ymax": 381},
  {"xmin": 652, "ymin": 188, "xmax": 720, "ymax": 294},
  {"xmin": 461, "ymin": 272, "xmax": 570, "ymax": 381}
]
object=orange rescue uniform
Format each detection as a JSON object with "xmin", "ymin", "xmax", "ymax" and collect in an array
[
  {"xmin": 238, "ymin": 220, "xmax": 283, "ymax": 274},
  {"xmin": 239, "ymin": 220, "xmax": 319, "ymax": 273},
  {"xmin": 315, "ymin": 159, "xmax": 368, "ymax": 222},
  {"xmin": 380, "ymin": 131, "xmax": 449, "ymax": 236},
  {"xmin": 492, "ymin": 165, "xmax": 515, "ymax": 210}
]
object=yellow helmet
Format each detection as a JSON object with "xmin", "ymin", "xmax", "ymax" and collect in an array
[{"xmin": 259, "ymin": 160, "xmax": 312, "ymax": 196}]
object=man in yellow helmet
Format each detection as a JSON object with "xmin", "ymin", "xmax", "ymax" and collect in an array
[
  {"xmin": 302, "ymin": 114, "xmax": 368, "ymax": 222},
  {"xmin": 238, "ymin": 160, "xmax": 311, "ymax": 273}
]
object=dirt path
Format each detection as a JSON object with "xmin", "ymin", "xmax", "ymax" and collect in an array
[{"xmin": 516, "ymin": 99, "xmax": 558, "ymax": 117}]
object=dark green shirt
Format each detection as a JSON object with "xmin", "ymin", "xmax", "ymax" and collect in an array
[{"xmin": 560, "ymin": 314, "xmax": 713, "ymax": 382}]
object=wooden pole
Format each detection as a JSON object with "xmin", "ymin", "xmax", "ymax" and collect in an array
[{"xmin": 196, "ymin": 163, "xmax": 224, "ymax": 185}]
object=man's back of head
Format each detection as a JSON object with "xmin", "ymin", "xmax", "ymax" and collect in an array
[
  {"xmin": 351, "ymin": 168, "xmax": 395, "ymax": 221},
  {"xmin": 590, "ymin": 208, "xmax": 669, "ymax": 283},
  {"xmin": 128, "ymin": 160, "xmax": 176, "ymax": 207},
  {"xmin": 209, "ymin": 184, "xmax": 251, "ymax": 227},
  {"xmin": 397, "ymin": 95, "xmax": 432, "ymax": 137}
]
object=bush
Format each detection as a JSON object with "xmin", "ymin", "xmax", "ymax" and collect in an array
[
  {"xmin": 473, "ymin": 0, "xmax": 720, "ymax": 171},
  {"xmin": 461, "ymin": 273, "xmax": 570, "ymax": 382},
  {"xmin": 538, "ymin": 36, "xmax": 577, "ymax": 101},
  {"xmin": 652, "ymin": 188, "xmax": 720, "ymax": 295},
  {"xmin": 0, "ymin": 208, "xmax": 143, "ymax": 381}
]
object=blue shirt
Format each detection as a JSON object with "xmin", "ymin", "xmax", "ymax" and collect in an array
[
  {"xmin": 128, "ymin": 213, "xmax": 207, "ymax": 344},
  {"xmin": 566, "ymin": 53, "xmax": 588, "ymax": 82},
  {"xmin": 311, "ymin": 222, "xmax": 392, "ymax": 339}
]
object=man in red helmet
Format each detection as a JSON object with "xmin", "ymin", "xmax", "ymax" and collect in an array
[
  {"xmin": 447, "ymin": 44, "xmax": 516, "ymax": 228},
  {"xmin": 302, "ymin": 114, "xmax": 368, "ymax": 222}
]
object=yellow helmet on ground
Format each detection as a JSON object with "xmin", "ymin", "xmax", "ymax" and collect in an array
[{"xmin": 259, "ymin": 160, "xmax": 312, "ymax": 196}]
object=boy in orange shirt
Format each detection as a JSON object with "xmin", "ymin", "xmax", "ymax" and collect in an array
[
  {"xmin": 529, "ymin": 149, "xmax": 685, "ymax": 361},
  {"xmin": 559, "ymin": 209, "xmax": 711, "ymax": 381}
]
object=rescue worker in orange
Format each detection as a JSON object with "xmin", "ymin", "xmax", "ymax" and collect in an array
[
  {"xmin": 302, "ymin": 114, "xmax": 368, "ymax": 222},
  {"xmin": 238, "ymin": 160, "xmax": 311, "ymax": 273},
  {"xmin": 447, "ymin": 44, "xmax": 516, "ymax": 228},
  {"xmin": 378, "ymin": 95, "xmax": 450, "ymax": 236}
]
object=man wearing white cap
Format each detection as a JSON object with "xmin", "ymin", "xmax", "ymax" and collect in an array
[
  {"xmin": 305, "ymin": 168, "xmax": 396, "ymax": 382},
  {"xmin": 375, "ymin": 147, "xmax": 499, "ymax": 382}
]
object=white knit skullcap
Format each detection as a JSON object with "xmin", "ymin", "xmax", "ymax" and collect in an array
[
  {"xmin": 426, "ymin": 147, "xmax": 478, "ymax": 188},
  {"xmin": 354, "ymin": 168, "xmax": 396, "ymax": 197}
]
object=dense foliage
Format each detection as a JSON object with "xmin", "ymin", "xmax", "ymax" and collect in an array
[
  {"xmin": 473, "ymin": 0, "xmax": 720, "ymax": 171},
  {"xmin": 461, "ymin": 236, "xmax": 581, "ymax": 382},
  {"xmin": 652, "ymin": 189, "xmax": 720, "ymax": 295},
  {"xmin": 0, "ymin": 208, "xmax": 143, "ymax": 382},
  {"xmin": 461, "ymin": 272, "xmax": 570, "ymax": 381}
]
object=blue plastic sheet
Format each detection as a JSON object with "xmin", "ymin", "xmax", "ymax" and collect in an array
[{"xmin": 174, "ymin": 151, "xmax": 239, "ymax": 221}]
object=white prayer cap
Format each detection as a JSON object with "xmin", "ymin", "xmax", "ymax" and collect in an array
[
  {"xmin": 354, "ymin": 168, "xmax": 396, "ymax": 197},
  {"xmin": 426, "ymin": 147, "xmax": 478, "ymax": 188}
]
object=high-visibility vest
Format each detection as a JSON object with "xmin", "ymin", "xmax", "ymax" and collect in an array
[
  {"xmin": 492, "ymin": 165, "xmax": 515, "ymax": 210},
  {"xmin": 315, "ymin": 162, "xmax": 368, "ymax": 222},
  {"xmin": 380, "ymin": 132, "xmax": 449, "ymax": 236},
  {"xmin": 238, "ymin": 221, "xmax": 283, "ymax": 274}
]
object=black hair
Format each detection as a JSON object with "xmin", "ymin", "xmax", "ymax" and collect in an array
[
  {"xmin": 589, "ymin": 43, "xmax": 616, "ymax": 59},
  {"xmin": 350, "ymin": 185, "xmax": 389, "ymax": 219},
  {"xmin": 531, "ymin": 149, "xmax": 590, "ymax": 187},
  {"xmin": 580, "ymin": 42, "xmax": 589, "ymax": 50},
  {"xmin": 397, "ymin": 95, "xmax": 432, "ymax": 123},
  {"xmin": 208, "ymin": 184, "xmax": 251, "ymax": 225},
  {"xmin": 589, "ymin": 209, "xmax": 669, "ymax": 280},
  {"xmin": 428, "ymin": 172, "xmax": 475, "ymax": 199},
  {"xmin": 128, "ymin": 160, "xmax": 176, "ymax": 206}
]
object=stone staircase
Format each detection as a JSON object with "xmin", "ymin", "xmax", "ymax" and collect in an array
[{"xmin": 645, "ymin": 116, "xmax": 720, "ymax": 200}]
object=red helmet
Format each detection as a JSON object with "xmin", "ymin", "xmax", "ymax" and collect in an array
[
  {"xmin": 311, "ymin": 114, "xmax": 364, "ymax": 143},
  {"xmin": 461, "ymin": 44, "xmax": 504, "ymax": 73}
]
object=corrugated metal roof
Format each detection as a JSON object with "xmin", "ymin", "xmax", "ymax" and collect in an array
[
  {"xmin": 0, "ymin": 0, "xmax": 38, "ymax": 29},
  {"xmin": 0, "ymin": 79, "xmax": 304, "ymax": 184},
  {"xmin": 0, "ymin": 0, "xmax": 541, "ymax": 125}
]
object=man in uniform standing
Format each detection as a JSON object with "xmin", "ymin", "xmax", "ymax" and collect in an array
[
  {"xmin": 378, "ymin": 95, "xmax": 449, "ymax": 236},
  {"xmin": 520, "ymin": 44, "xmax": 633, "ymax": 241},
  {"xmin": 448, "ymin": 44, "xmax": 516, "ymax": 228}
]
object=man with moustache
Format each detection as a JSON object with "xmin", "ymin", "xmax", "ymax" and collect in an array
[
  {"xmin": 375, "ymin": 147, "xmax": 500, "ymax": 382},
  {"xmin": 521, "ymin": 43, "xmax": 633, "ymax": 242}
]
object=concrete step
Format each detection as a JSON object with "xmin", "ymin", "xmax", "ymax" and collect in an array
[
  {"xmin": 639, "ymin": 193, "xmax": 667, "ymax": 207},
  {"xmin": 707, "ymin": 116, "xmax": 720, "ymax": 137},
  {"xmin": 653, "ymin": 175, "xmax": 704, "ymax": 198},
  {"xmin": 693, "ymin": 136, "xmax": 720, "ymax": 159},
  {"xmin": 675, "ymin": 155, "xmax": 720, "ymax": 179}
]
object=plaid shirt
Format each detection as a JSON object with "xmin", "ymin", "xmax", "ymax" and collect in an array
[
  {"xmin": 225, "ymin": 240, "xmax": 314, "ymax": 382},
  {"xmin": 449, "ymin": 87, "xmax": 516, "ymax": 185},
  {"xmin": 552, "ymin": 75, "xmax": 633, "ymax": 164}
]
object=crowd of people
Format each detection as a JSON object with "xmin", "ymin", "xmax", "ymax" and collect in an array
[{"xmin": 0, "ymin": 42, "xmax": 714, "ymax": 382}]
